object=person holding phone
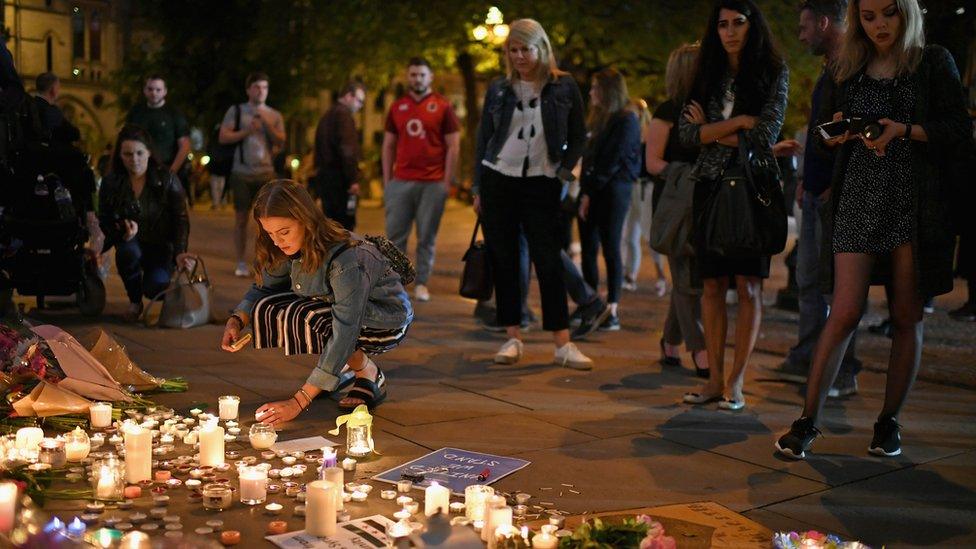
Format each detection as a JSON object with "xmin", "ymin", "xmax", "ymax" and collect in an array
[{"xmin": 776, "ymin": 0, "xmax": 972, "ymax": 459}]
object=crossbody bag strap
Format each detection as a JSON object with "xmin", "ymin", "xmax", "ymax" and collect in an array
[{"xmin": 737, "ymin": 130, "xmax": 772, "ymax": 207}]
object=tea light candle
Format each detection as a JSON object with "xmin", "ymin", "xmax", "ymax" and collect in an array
[
  {"xmin": 358, "ymin": 483, "xmax": 372, "ymax": 494},
  {"xmin": 220, "ymin": 529, "xmax": 241, "ymax": 545},
  {"xmin": 425, "ymin": 481, "xmax": 450, "ymax": 516},
  {"xmin": 450, "ymin": 502, "xmax": 466, "ymax": 514},
  {"xmin": 150, "ymin": 508, "xmax": 168, "ymax": 519},
  {"xmin": 218, "ymin": 396, "xmax": 240, "ymax": 421},
  {"xmin": 305, "ymin": 480, "xmax": 337, "ymax": 537},
  {"xmin": 341, "ymin": 458, "xmax": 356, "ymax": 471},
  {"xmin": 182, "ymin": 418, "xmax": 196, "ymax": 426},
  {"xmin": 387, "ymin": 518, "xmax": 412, "ymax": 541},
  {"xmin": 206, "ymin": 519, "xmax": 224, "ymax": 531},
  {"xmin": 532, "ymin": 525, "xmax": 559, "ymax": 548},
  {"xmin": 90, "ymin": 403, "xmax": 113, "ymax": 428},
  {"xmin": 159, "ymin": 434, "xmax": 175, "ymax": 445},
  {"xmin": 381, "ymin": 490, "xmax": 397, "ymax": 500},
  {"xmin": 194, "ymin": 526, "xmax": 213, "ymax": 535},
  {"xmin": 351, "ymin": 490, "xmax": 367, "ymax": 502},
  {"xmin": 227, "ymin": 428, "xmax": 241, "ymax": 436},
  {"xmin": 261, "ymin": 451, "xmax": 276, "ymax": 460},
  {"xmin": 198, "ymin": 420, "xmax": 224, "ymax": 467},
  {"xmin": 396, "ymin": 495, "xmax": 413, "ymax": 506},
  {"xmin": 153, "ymin": 495, "xmax": 170, "ymax": 506},
  {"xmin": 155, "ymin": 471, "xmax": 171, "ymax": 482},
  {"xmin": 189, "ymin": 408, "xmax": 202, "ymax": 417},
  {"xmin": 393, "ymin": 508, "xmax": 411, "ymax": 521},
  {"xmin": 66, "ymin": 517, "xmax": 87, "ymax": 537},
  {"xmin": 405, "ymin": 501, "xmax": 419, "ymax": 515},
  {"xmin": 223, "ymin": 434, "xmax": 236, "ymax": 443},
  {"xmin": 267, "ymin": 520, "xmax": 288, "ymax": 535},
  {"xmin": 281, "ymin": 456, "xmax": 297, "ymax": 466},
  {"xmin": 294, "ymin": 504, "xmax": 306, "ymax": 516},
  {"xmin": 14, "ymin": 427, "xmax": 43, "ymax": 451},
  {"xmin": 85, "ymin": 501, "xmax": 106, "ymax": 513},
  {"xmin": 123, "ymin": 485, "xmax": 142, "ymax": 499},
  {"xmin": 118, "ymin": 500, "xmax": 134, "ymax": 509},
  {"xmin": 396, "ymin": 479, "xmax": 412, "ymax": 493},
  {"xmin": 166, "ymin": 479, "xmax": 182, "ymax": 489},
  {"xmin": 128, "ymin": 512, "xmax": 147, "ymax": 523},
  {"xmin": 90, "ymin": 433, "xmax": 105, "ymax": 449},
  {"xmin": 265, "ymin": 502, "xmax": 283, "ymax": 515},
  {"xmin": 321, "ymin": 447, "xmax": 337, "ymax": 468},
  {"xmin": 185, "ymin": 479, "xmax": 202, "ymax": 491},
  {"xmin": 108, "ymin": 434, "xmax": 123, "ymax": 445}
]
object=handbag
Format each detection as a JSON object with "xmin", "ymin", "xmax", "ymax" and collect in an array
[
  {"xmin": 144, "ymin": 255, "xmax": 214, "ymax": 329},
  {"xmin": 459, "ymin": 219, "xmax": 493, "ymax": 301},
  {"xmin": 649, "ymin": 163, "xmax": 696, "ymax": 256},
  {"xmin": 699, "ymin": 132, "xmax": 787, "ymax": 257}
]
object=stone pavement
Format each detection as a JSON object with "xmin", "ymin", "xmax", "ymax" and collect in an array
[{"xmin": 24, "ymin": 200, "xmax": 976, "ymax": 547}]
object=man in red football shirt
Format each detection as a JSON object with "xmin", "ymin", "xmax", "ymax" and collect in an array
[{"xmin": 382, "ymin": 57, "xmax": 461, "ymax": 302}]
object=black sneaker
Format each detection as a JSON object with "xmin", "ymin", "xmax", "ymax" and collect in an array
[
  {"xmin": 869, "ymin": 415, "xmax": 902, "ymax": 456},
  {"xmin": 598, "ymin": 314, "xmax": 620, "ymax": 332},
  {"xmin": 775, "ymin": 417, "xmax": 821, "ymax": 460},
  {"xmin": 570, "ymin": 302, "xmax": 611, "ymax": 341},
  {"xmin": 761, "ymin": 360, "xmax": 808, "ymax": 384},
  {"xmin": 949, "ymin": 302, "xmax": 976, "ymax": 322},
  {"xmin": 569, "ymin": 306, "xmax": 584, "ymax": 327}
]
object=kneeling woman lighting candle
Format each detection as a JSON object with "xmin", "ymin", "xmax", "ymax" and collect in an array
[{"xmin": 220, "ymin": 180, "xmax": 413, "ymax": 424}]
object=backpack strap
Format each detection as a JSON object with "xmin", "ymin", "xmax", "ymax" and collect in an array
[{"xmin": 234, "ymin": 104, "xmax": 244, "ymax": 164}]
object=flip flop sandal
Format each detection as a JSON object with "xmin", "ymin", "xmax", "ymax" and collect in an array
[{"xmin": 338, "ymin": 369, "xmax": 387, "ymax": 411}]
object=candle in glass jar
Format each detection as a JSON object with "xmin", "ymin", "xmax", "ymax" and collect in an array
[
  {"xmin": 15, "ymin": 427, "xmax": 43, "ymax": 451},
  {"xmin": 218, "ymin": 396, "xmax": 240, "ymax": 421},
  {"xmin": 95, "ymin": 466, "xmax": 117, "ymax": 499},
  {"xmin": 305, "ymin": 480, "xmax": 337, "ymax": 537},
  {"xmin": 465, "ymin": 484, "xmax": 494, "ymax": 522},
  {"xmin": 0, "ymin": 482, "xmax": 16, "ymax": 534},
  {"xmin": 481, "ymin": 495, "xmax": 507, "ymax": 542},
  {"xmin": 89, "ymin": 403, "xmax": 113, "ymax": 428},
  {"xmin": 532, "ymin": 525, "xmax": 559, "ymax": 549},
  {"xmin": 424, "ymin": 481, "xmax": 450, "ymax": 516},
  {"xmin": 198, "ymin": 420, "xmax": 224, "ymax": 467},
  {"xmin": 123, "ymin": 423, "xmax": 152, "ymax": 484},
  {"xmin": 248, "ymin": 424, "xmax": 277, "ymax": 450},
  {"xmin": 239, "ymin": 467, "xmax": 268, "ymax": 505},
  {"xmin": 65, "ymin": 427, "xmax": 91, "ymax": 462}
]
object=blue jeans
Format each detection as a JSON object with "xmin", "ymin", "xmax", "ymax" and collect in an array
[
  {"xmin": 580, "ymin": 180, "xmax": 633, "ymax": 304},
  {"xmin": 113, "ymin": 239, "xmax": 173, "ymax": 304},
  {"xmin": 789, "ymin": 192, "xmax": 860, "ymax": 374},
  {"xmin": 384, "ymin": 180, "xmax": 448, "ymax": 285}
]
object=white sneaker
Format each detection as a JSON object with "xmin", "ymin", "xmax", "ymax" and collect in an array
[
  {"xmin": 494, "ymin": 338, "xmax": 523, "ymax": 364},
  {"xmin": 554, "ymin": 342, "xmax": 593, "ymax": 370},
  {"xmin": 234, "ymin": 262, "xmax": 249, "ymax": 277},
  {"xmin": 414, "ymin": 284, "xmax": 431, "ymax": 302}
]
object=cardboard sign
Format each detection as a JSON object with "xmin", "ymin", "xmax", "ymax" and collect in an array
[{"xmin": 372, "ymin": 447, "xmax": 530, "ymax": 495}]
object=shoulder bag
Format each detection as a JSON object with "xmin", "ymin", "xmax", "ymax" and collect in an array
[
  {"xmin": 144, "ymin": 255, "xmax": 214, "ymax": 329},
  {"xmin": 459, "ymin": 219, "xmax": 493, "ymax": 300}
]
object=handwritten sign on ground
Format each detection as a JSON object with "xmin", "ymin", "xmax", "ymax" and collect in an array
[
  {"xmin": 266, "ymin": 515, "xmax": 394, "ymax": 548},
  {"xmin": 271, "ymin": 436, "xmax": 335, "ymax": 454},
  {"xmin": 372, "ymin": 447, "xmax": 531, "ymax": 495}
]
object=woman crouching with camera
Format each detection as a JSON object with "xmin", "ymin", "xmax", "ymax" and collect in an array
[{"xmin": 98, "ymin": 125, "xmax": 191, "ymax": 321}]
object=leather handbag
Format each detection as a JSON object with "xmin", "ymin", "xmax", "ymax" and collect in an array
[
  {"xmin": 144, "ymin": 255, "xmax": 214, "ymax": 329},
  {"xmin": 649, "ymin": 162, "xmax": 696, "ymax": 257},
  {"xmin": 459, "ymin": 219, "xmax": 493, "ymax": 301},
  {"xmin": 699, "ymin": 132, "xmax": 788, "ymax": 257}
]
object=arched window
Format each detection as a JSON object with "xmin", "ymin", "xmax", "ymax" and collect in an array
[
  {"xmin": 89, "ymin": 10, "xmax": 102, "ymax": 61},
  {"xmin": 46, "ymin": 36, "xmax": 54, "ymax": 72},
  {"xmin": 71, "ymin": 7, "xmax": 85, "ymax": 60}
]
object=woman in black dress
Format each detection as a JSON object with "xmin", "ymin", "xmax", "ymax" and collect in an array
[
  {"xmin": 677, "ymin": 0, "xmax": 788, "ymax": 410},
  {"xmin": 777, "ymin": 0, "xmax": 972, "ymax": 459}
]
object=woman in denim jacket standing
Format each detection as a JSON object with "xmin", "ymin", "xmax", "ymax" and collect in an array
[
  {"xmin": 473, "ymin": 18, "xmax": 593, "ymax": 369},
  {"xmin": 221, "ymin": 180, "xmax": 413, "ymax": 425}
]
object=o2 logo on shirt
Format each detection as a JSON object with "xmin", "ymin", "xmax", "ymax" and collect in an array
[
  {"xmin": 426, "ymin": 102, "xmax": 438, "ymax": 113},
  {"xmin": 405, "ymin": 118, "xmax": 426, "ymax": 139}
]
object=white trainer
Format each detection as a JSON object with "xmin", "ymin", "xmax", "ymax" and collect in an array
[
  {"xmin": 554, "ymin": 342, "xmax": 593, "ymax": 370},
  {"xmin": 494, "ymin": 338, "xmax": 523, "ymax": 365},
  {"xmin": 414, "ymin": 284, "xmax": 431, "ymax": 302},
  {"xmin": 234, "ymin": 262, "xmax": 250, "ymax": 277}
]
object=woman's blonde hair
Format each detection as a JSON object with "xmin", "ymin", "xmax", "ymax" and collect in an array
[
  {"xmin": 665, "ymin": 43, "xmax": 700, "ymax": 103},
  {"xmin": 251, "ymin": 180, "xmax": 351, "ymax": 275},
  {"xmin": 587, "ymin": 68, "xmax": 630, "ymax": 134},
  {"xmin": 833, "ymin": 0, "xmax": 925, "ymax": 83},
  {"xmin": 504, "ymin": 18, "xmax": 567, "ymax": 83}
]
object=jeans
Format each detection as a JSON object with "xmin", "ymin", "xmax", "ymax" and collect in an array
[
  {"xmin": 384, "ymin": 180, "xmax": 448, "ymax": 285},
  {"xmin": 789, "ymin": 191, "xmax": 860, "ymax": 373},
  {"xmin": 622, "ymin": 180, "xmax": 653, "ymax": 279},
  {"xmin": 113, "ymin": 239, "xmax": 174, "ymax": 304},
  {"xmin": 580, "ymin": 180, "xmax": 633, "ymax": 304},
  {"xmin": 481, "ymin": 170, "xmax": 568, "ymax": 331}
]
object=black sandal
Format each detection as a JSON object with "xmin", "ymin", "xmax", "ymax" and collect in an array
[
  {"xmin": 659, "ymin": 338, "xmax": 682, "ymax": 368},
  {"xmin": 338, "ymin": 369, "xmax": 387, "ymax": 411}
]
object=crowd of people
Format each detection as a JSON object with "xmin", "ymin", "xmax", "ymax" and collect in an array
[{"xmin": 2, "ymin": 0, "xmax": 973, "ymax": 461}]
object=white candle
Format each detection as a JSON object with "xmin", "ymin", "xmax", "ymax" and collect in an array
[
  {"xmin": 486, "ymin": 506, "xmax": 513, "ymax": 549},
  {"xmin": 89, "ymin": 403, "xmax": 113, "ymax": 428},
  {"xmin": 0, "ymin": 482, "xmax": 16, "ymax": 533},
  {"xmin": 218, "ymin": 396, "xmax": 240, "ymax": 421},
  {"xmin": 321, "ymin": 467, "xmax": 344, "ymax": 510},
  {"xmin": 65, "ymin": 440, "xmax": 90, "ymax": 462},
  {"xmin": 424, "ymin": 481, "xmax": 450, "ymax": 516},
  {"xmin": 532, "ymin": 527, "xmax": 559, "ymax": 548},
  {"xmin": 249, "ymin": 432, "xmax": 276, "ymax": 450},
  {"xmin": 95, "ymin": 465, "xmax": 115, "ymax": 499},
  {"xmin": 481, "ymin": 495, "xmax": 507, "ymax": 542},
  {"xmin": 305, "ymin": 480, "xmax": 337, "ymax": 537},
  {"xmin": 15, "ymin": 427, "xmax": 43, "ymax": 451},
  {"xmin": 239, "ymin": 467, "xmax": 268, "ymax": 505},
  {"xmin": 123, "ymin": 423, "xmax": 151, "ymax": 484},
  {"xmin": 198, "ymin": 421, "xmax": 224, "ymax": 467}
]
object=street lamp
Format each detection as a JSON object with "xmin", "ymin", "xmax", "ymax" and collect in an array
[{"xmin": 472, "ymin": 6, "xmax": 509, "ymax": 45}]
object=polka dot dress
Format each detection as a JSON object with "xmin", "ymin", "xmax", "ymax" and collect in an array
[{"xmin": 833, "ymin": 75, "xmax": 915, "ymax": 254}]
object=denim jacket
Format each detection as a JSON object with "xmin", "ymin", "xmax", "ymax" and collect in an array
[
  {"xmin": 473, "ymin": 74, "xmax": 586, "ymax": 194},
  {"xmin": 235, "ymin": 236, "xmax": 413, "ymax": 389}
]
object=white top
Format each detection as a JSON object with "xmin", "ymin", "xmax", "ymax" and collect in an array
[
  {"xmin": 482, "ymin": 80, "xmax": 558, "ymax": 179},
  {"xmin": 721, "ymin": 84, "xmax": 735, "ymax": 120}
]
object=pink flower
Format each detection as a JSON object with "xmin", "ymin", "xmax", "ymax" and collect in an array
[
  {"xmin": 640, "ymin": 534, "xmax": 677, "ymax": 549},
  {"xmin": 804, "ymin": 530, "xmax": 826, "ymax": 542}
]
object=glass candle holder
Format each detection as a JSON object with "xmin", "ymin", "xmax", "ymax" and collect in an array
[
  {"xmin": 38, "ymin": 438, "xmax": 67, "ymax": 468},
  {"xmin": 248, "ymin": 423, "xmax": 277, "ymax": 450},
  {"xmin": 218, "ymin": 396, "xmax": 240, "ymax": 421},
  {"xmin": 464, "ymin": 484, "xmax": 495, "ymax": 522},
  {"xmin": 92, "ymin": 455, "xmax": 125, "ymax": 500},
  {"xmin": 64, "ymin": 427, "xmax": 91, "ymax": 462},
  {"xmin": 201, "ymin": 483, "xmax": 233, "ymax": 511},
  {"xmin": 89, "ymin": 403, "xmax": 113, "ymax": 429},
  {"xmin": 239, "ymin": 466, "xmax": 268, "ymax": 505},
  {"xmin": 346, "ymin": 424, "xmax": 372, "ymax": 458}
]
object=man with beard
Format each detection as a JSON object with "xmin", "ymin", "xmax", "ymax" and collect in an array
[
  {"xmin": 313, "ymin": 81, "xmax": 367, "ymax": 231},
  {"xmin": 381, "ymin": 58, "xmax": 460, "ymax": 302},
  {"xmin": 763, "ymin": 0, "xmax": 862, "ymax": 396},
  {"xmin": 126, "ymin": 75, "xmax": 192, "ymax": 201}
]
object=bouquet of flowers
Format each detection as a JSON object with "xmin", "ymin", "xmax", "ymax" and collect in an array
[
  {"xmin": 0, "ymin": 323, "xmax": 65, "ymax": 386},
  {"xmin": 559, "ymin": 514, "xmax": 676, "ymax": 548},
  {"xmin": 773, "ymin": 530, "xmax": 870, "ymax": 549}
]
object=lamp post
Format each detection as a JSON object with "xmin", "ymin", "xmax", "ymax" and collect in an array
[{"xmin": 472, "ymin": 6, "xmax": 509, "ymax": 45}]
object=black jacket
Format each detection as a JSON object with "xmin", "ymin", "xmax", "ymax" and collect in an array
[
  {"xmin": 818, "ymin": 45, "xmax": 972, "ymax": 298},
  {"xmin": 581, "ymin": 110, "xmax": 642, "ymax": 195},
  {"xmin": 473, "ymin": 74, "xmax": 585, "ymax": 193},
  {"xmin": 99, "ymin": 167, "xmax": 189, "ymax": 256}
]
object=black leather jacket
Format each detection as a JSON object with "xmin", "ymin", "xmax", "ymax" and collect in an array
[
  {"xmin": 473, "ymin": 74, "xmax": 586, "ymax": 194},
  {"xmin": 99, "ymin": 167, "xmax": 189, "ymax": 255}
]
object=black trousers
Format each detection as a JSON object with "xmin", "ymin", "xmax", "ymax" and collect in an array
[
  {"xmin": 579, "ymin": 180, "xmax": 632, "ymax": 304},
  {"xmin": 315, "ymin": 173, "xmax": 356, "ymax": 231},
  {"xmin": 481, "ymin": 169, "xmax": 568, "ymax": 331}
]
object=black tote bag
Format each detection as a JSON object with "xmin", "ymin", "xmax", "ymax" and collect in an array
[
  {"xmin": 700, "ymin": 132, "xmax": 788, "ymax": 257},
  {"xmin": 459, "ymin": 219, "xmax": 494, "ymax": 301}
]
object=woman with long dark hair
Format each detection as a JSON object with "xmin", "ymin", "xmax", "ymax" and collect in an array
[
  {"xmin": 473, "ymin": 18, "xmax": 593, "ymax": 369},
  {"xmin": 98, "ymin": 125, "xmax": 192, "ymax": 320},
  {"xmin": 777, "ymin": 0, "xmax": 971, "ymax": 459},
  {"xmin": 678, "ymin": 0, "xmax": 789, "ymax": 409},
  {"xmin": 578, "ymin": 68, "xmax": 642, "ymax": 330}
]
